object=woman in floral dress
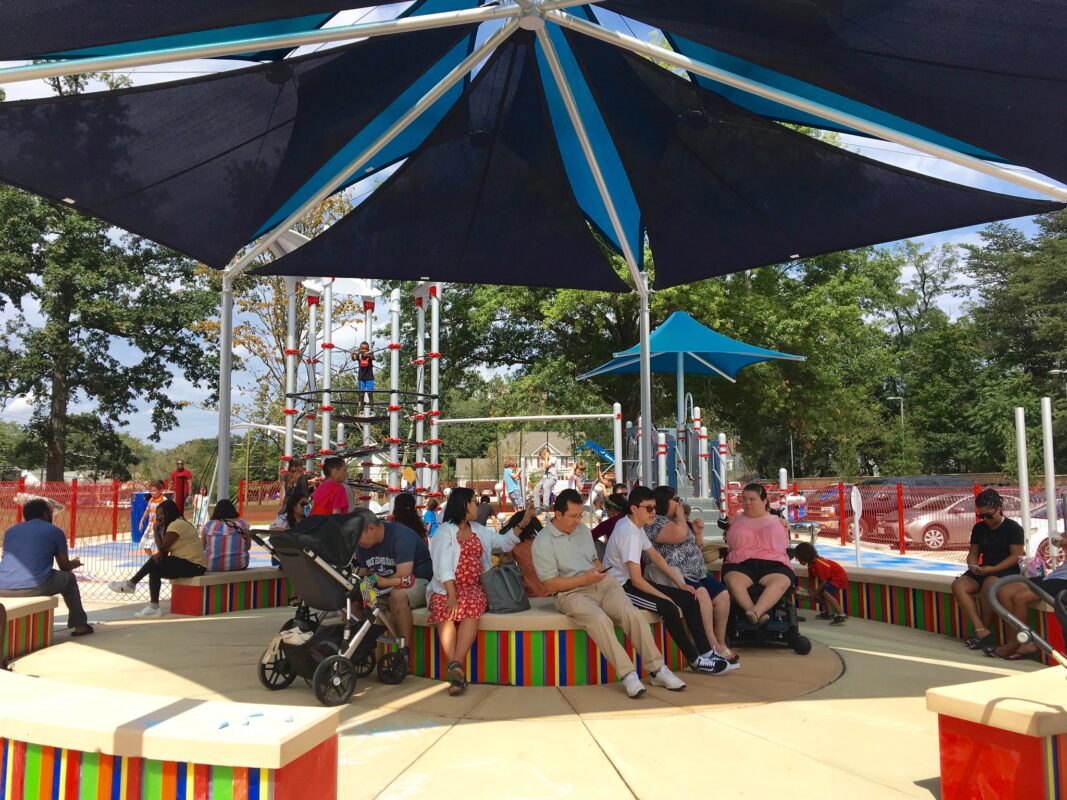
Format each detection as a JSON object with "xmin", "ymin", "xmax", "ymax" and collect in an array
[{"xmin": 427, "ymin": 487, "xmax": 521, "ymax": 695}]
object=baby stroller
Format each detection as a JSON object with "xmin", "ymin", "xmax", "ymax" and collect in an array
[
  {"xmin": 717, "ymin": 516, "xmax": 812, "ymax": 655},
  {"xmin": 256, "ymin": 512, "xmax": 409, "ymax": 706}
]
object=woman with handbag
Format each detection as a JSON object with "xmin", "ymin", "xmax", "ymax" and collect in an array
[{"xmin": 427, "ymin": 487, "xmax": 521, "ymax": 696}]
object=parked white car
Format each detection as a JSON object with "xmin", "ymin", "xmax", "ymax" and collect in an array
[{"xmin": 1027, "ymin": 499, "xmax": 1066, "ymax": 568}]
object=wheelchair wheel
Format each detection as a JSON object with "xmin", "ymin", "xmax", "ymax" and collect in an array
[
  {"xmin": 354, "ymin": 650, "xmax": 377, "ymax": 678},
  {"xmin": 788, "ymin": 633, "xmax": 812, "ymax": 655},
  {"xmin": 257, "ymin": 650, "xmax": 296, "ymax": 691},
  {"xmin": 312, "ymin": 655, "xmax": 357, "ymax": 706},
  {"xmin": 376, "ymin": 648, "xmax": 409, "ymax": 685}
]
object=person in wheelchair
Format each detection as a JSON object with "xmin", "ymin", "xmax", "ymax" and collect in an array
[{"xmin": 722, "ymin": 483, "xmax": 795, "ymax": 626}]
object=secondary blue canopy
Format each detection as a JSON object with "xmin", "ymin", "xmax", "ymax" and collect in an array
[{"xmin": 578, "ymin": 312, "xmax": 804, "ymax": 382}]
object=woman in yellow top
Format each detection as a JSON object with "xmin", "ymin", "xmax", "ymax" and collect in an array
[{"xmin": 109, "ymin": 499, "xmax": 207, "ymax": 617}]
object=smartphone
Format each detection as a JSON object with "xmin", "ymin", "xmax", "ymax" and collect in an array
[{"xmin": 598, "ymin": 567, "xmax": 610, "ymax": 573}]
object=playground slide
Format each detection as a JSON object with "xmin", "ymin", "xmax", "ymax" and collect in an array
[{"xmin": 578, "ymin": 440, "xmax": 614, "ymax": 465}]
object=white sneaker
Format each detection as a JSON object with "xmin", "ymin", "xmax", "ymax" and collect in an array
[
  {"xmin": 692, "ymin": 652, "xmax": 729, "ymax": 675},
  {"xmin": 109, "ymin": 581, "xmax": 135, "ymax": 594},
  {"xmin": 133, "ymin": 605, "xmax": 162, "ymax": 618},
  {"xmin": 622, "ymin": 671, "xmax": 646, "ymax": 698},
  {"xmin": 650, "ymin": 665, "xmax": 687, "ymax": 691}
]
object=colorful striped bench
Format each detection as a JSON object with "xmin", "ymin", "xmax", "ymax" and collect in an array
[
  {"xmin": 707, "ymin": 562, "xmax": 1066, "ymax": 665},
  {"xmin": 1, "ymin": 596, "xmax": 58, "ymax": 662},
  {"xmin": 927, "ymin": 665, "xmax": 1067, "ymax": 799},
  {"xmin": 401, "ymin": 597, "xmax": 685, "ymax": 687},
  {"xmin": 170, "ymin": 568, "xmax": 291, "ymax": 616},
  {"xmin": 0, "ymin": 670, "xmax": 339, "ymax": 800}
]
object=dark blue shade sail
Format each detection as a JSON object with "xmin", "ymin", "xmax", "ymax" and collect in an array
[
  {"xmin": 253, "ymin": 33, "xmax": 629, "ymax": 292},
  {"xmin": 0, "ymin": 1, "xmax": 379, "ymax": 62},
  {"xmin": 562, "ymin": 29, "xmax": 1062, "ymax": 290},
  {"xmin": 0, "ymin": 25, "xmax": 475, "ymax": 268},
  {"xmin": 578, "ymin": 311, "xmax": 804, "ymax": 382},
  {"xmin": 601, "ymin": 0, "xmax": 1067, "ymax": 185}
]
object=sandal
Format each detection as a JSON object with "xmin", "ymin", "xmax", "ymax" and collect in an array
[
  {"xmin": 448, "ymin": 678, "xmax": 466, "ymax": 696},
  {"xmin": 744, "ymin": 610, "xmax": 759, "ymax": 625},
  {"xmin": 70, "ymin": 625, "xmax": 94, "ymax": 638},
  {"xmin": 965, "ymin": 630, "xmax": 992, "ymax": 650}
]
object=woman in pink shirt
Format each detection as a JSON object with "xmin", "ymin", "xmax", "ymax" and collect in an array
[{"xmin": 723, "ymin": 483, "xmax": 795, "ymax": 625}]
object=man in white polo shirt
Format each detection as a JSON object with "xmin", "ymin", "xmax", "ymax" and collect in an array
[{"xmin": 531, "ymin": 489, "xmax": 685, "ymax": 698}]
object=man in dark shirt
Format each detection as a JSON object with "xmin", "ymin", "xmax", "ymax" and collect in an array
[
  {"xmin": 354, "ymin": 510, "xmax": 433, "ymax": 648},
  {"xmin": 951, "ymin": 488, "xmax": 1025, "ymax": 651},
  {"xmin": 475, "ymin": 495, "xmax": 496, "ymax": 529},
  {"xmin": 0, "ymin": 499, "xmax": 92, "ymax": 636}
]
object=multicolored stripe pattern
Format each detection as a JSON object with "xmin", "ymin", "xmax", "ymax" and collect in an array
[
  {"xmin": 0, "ymin": 738, "xmax": 274, "ymax": 800},
  {"xmin": 170, "ymin": 576, "xmax": 291, "ymax": 616},
  {"xmin": 792, "ymin": 574, "xmax": 1059, "ymax": 666},
  {"xmin": 3, "ymin": 609, "xmax": 52, "ymax": 661},
  {"xmin": 1044, "ymin": 732, "xmax": 1067, "ymax": 800},
  {"xmin": 389, "ymin": 621, "xmax": 685, "ymax": 686}
]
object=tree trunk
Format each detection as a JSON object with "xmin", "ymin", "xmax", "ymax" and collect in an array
[{"xmin": 46, "ymin": 360, "xmax": 68, "ymax": 480}]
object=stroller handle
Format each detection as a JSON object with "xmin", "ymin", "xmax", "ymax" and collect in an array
[{"xmin": 985, "ymin": 575, "xmax": 1067, "ymax": 669}]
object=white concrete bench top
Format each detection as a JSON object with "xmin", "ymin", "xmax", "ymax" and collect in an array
[
  {"xmin": 926, "ymin": 666, "xmax": 1067, "ymax": 738},
  {"xmin": 0, "ymin": 670, "xmax": 338, "ymax": 769},
  {"xmin": 411, "ymin": 595, "xmax": 659, "ymax": 632},
  {"xmin": 0, "ymin": 595, "xmax": 59, "ymax": 617},
  {"xmin": 171, "ymin": 567, "xmax": 283, "ymax": 587}
]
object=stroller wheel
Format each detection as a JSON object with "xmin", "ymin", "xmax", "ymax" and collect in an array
[
  {"xmin": 312, "ymin": 655, "xmax": 357, "ymax": 706},
  {"xmin": 354, "ymin": 650, "xmax": 377, "ymax": 678},
  {"xmin": 257, "ymin": 651, "xmax": 296, "ymax": 691},
  {"xmin": 788, "ymin": 633, "xmax": 813, "ymax": 655},
  {"xmin": 376, "ymin": 648, "xmax": 409, "ymax": 685}
]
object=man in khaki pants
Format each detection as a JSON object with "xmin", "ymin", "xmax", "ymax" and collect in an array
[{"xmin": 532, "ymin": 489, "xmax": 686, "ymax": 698}]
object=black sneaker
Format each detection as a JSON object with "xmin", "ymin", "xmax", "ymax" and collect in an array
[
  {"xmin": 830, "ymin": 614, "xmax": 848, "ymax": 626},
  {"xmin": 815, "ymin": 612, "xmax": 834, "ymax": 620}
]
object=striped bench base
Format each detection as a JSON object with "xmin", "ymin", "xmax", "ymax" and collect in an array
[
  {"xmin": 389, "ymin": 621, "xmax": 686, "ymax": 687},
  {"xmin": 1, "ymin": 597, "xmax": 57, "ymax": 661},
  {"xmin": 0, "ymin": 734, "xmax": 337, "ymax": 800},
  {"xmin": 170, "ymin": 571, "xmax": 291, "ymax": 616}
]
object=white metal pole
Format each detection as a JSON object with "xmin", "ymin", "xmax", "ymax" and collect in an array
[
  {"xmin": 676, "ymin": 352, "xmax": 685, "ymax": 489},
  {"xmin": 612, "ymin": 402, "xmax": 624, "ymax": 486},
  {"xmin": 1016, "ymin": 407, "xmax": 1031, "ymax": 547},
  {"xmin": 1041, "ymin": 397, "xmax": 1059, "ymax": 562},
  {"xmin": 657, "ymin": 432, "xmax": 668, "ymax": 487},
  {"xmin": 534, "ymin": 23, "xmax": 654, "ymax": 485},
  {"xmin": 415, "ymin": 291, "xmax": 428, "ymax": 498},
  {"xmin": 217, "ymin": 277, "xmax": 234, "ymax": 500},
  {"xmin": 547, "ymin": 10, "xmax": 1067, "ymax": 204},
  {"xmin": 428, "ymin": 284, "xmax": 442, "ymax": 498},
  {"xmin": 699, "ymin": 425, "xmax": 711, "ymax": 502},
  {"xmin": 387, "ymin": 288, "xmax": 402, "ymax": 494},
  {"xmin": 336, "ymin": 423, "xmax": 346, "ymax": 450},
  {"xmin": 223, "ymin": 20, "xmax": 521, "ymax": 281},
  {"xmin": 437, "ymin": 413, "xmax": 615, "ymax": 425},
  {"xmin": 638, "ymin": 273, "xmax": 655, "ymax": 488},
  {"xmin": 718, "ymin": 432, "xmax": 728, "ymax": 513},
  {"xmin": 361, "ymin": 294, "xmax": 375, "ymax": 493},
  {"xmin": 304, "ymin": 297, "xmax": 319, "ymax": 472},
  {"xmin": 319, "ymin": 280, "xmax": 334, "ymax": 456},
  {"xmin": 282, "ymin": 277, "xmax": 298, "ymax": 470},
  {"xmin": 636, "ymin": 416, "xmax": 644, "ymax": 486},
  {"xmin": 692, "ymin": 405, "xmax": 702, "ymax": 496}
]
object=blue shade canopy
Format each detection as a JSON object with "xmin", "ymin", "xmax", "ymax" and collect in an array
[
  {"xmin": 0, "ymin": 1, "xmax": 376, "ymax": 62},
  {"xmin": 578, "ymin": 312, "xmax": 804, "ymax": 382},
  {"xmin": 601, "ymin": 0, "xmax": 1067, "ymax": 185}
]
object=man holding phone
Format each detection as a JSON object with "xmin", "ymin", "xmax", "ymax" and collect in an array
[{"xmin": 532, "ymin": 489, "xmax": 685, "ymax": 698}]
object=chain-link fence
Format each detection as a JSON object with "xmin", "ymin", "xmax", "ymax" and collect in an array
[{"xmin": 724, "ymin": 481, "xmax": 1067, "ymax": 567}]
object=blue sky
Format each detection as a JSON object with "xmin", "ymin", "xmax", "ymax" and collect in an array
[{"xmin": 1, "ymin": 2, "xmax": 1063, "ymax": 448}]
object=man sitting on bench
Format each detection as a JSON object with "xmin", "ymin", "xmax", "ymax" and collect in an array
[
  {"xmin": 531, "ymin": 489, "xmax": 686, "ymax": 698},
  {"xmin": 0, "ymin": 499, "xmax": 92, "ymax": 637}
]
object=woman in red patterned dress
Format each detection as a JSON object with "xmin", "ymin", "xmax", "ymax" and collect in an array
[{"xmin": 427, "ymin": 487, "xmax": 520, "ymax": 695}]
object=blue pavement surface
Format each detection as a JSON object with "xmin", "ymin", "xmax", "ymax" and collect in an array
[{"xmin": 815, "ymin": 543, "xmax": 961, "ymax": 576}]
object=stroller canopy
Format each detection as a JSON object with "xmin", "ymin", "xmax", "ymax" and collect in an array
[{"xmin": 269, "ymin": 511, "xmax": 364, "ymax": 567}]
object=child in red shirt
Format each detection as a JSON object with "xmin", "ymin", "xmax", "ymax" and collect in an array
[
  {"xmin": 311, "ymin": 457, "xmax": 350, "ymax": 516},
  {"xmin": 794, "ymin": 542, "xmax": 848, "ymax": 625}
]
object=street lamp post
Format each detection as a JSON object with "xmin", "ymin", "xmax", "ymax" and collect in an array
[
  {"xmin": 887, "ymin": 396, "xmax": 905, "ymax": 429},
  {"xmin": 1051, "ymin": 369, "xmax": 1067, "ymax": 399}
]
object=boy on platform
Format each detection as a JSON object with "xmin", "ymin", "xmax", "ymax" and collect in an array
[{"xmin": 794, "ymin": 542, "xmax": 848, "ymax": 625}]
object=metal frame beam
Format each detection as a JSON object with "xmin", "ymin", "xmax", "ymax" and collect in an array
[
  {"xmin": 534, "ymin": 22, "xmax": 655, "ymax": 484},
  {"xmin": 548, "ymin": 10, "xmax": 1067, "ymax": 203}
]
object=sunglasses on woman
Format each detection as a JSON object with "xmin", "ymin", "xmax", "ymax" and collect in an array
[{"xmin": 976, "ymin": 511, "xmax": 997, "ymax": 520}]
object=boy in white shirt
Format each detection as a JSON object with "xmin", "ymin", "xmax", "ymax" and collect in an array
[{"xmin": 603, "ymin": 486, "xmax": 728, "ymax": 675}]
